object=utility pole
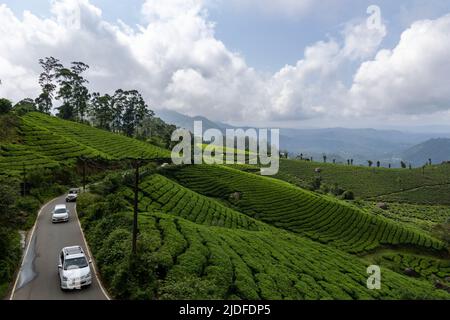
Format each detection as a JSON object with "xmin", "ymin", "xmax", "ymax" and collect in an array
[
  {"xmin": 132, "ymin": 159, "xmax": 140, "ymax": 256},
  {"xmin": 82, "ymin": 158, "xmax": 86, "ymax": 193},
  {"xmin": 22, "ymin": 163, "xmax": 27, "ymax": 196}
]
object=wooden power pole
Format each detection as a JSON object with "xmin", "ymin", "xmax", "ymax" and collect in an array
[
  {"xmin": 132, "ymin": 160, "xmax": 140, "ymax": 256},
  {"xmin": 22, "ymin": 163, "xmax": 27, "ymax": 196},
  {"xmin": 82, "ymin": 158, "xmax": 86, "ymax": 192}
]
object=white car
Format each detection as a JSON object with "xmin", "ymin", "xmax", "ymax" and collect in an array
[
  {"xmin": 58, "ymin": 246, "xmax": 92, "ymax": 290},
  {"xmin": 52, "ymin": 204, "xmax": 69, "ymax": 223},
  {"xmin": 66, "ymin": 188, "xmax": 79, "ymax": 202}
]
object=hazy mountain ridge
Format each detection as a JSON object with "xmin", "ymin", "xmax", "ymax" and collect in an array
[
  {"xmin": 156, "ymin": 109, "xmax": 450, "ymax": 165},
  {"xmin": 401, "ymin": 138, "xmax": 450, "ymax": 166}
]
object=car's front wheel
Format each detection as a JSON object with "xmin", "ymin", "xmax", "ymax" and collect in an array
[{"xmin": 59, "ymin": 279, "xmax": 66, "ymax": 291}]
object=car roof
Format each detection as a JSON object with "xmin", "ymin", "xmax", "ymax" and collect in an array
[
  {"xmin": 63, "ymin": 246, "xmax": 85, "ymax": 257},
  {"xmin": 55, "ymin": 204, "xmax": 67, "ymax": 210},
  {"xmin": 69, "ymin": 188, "xmax": 79, "ymax": 192}
]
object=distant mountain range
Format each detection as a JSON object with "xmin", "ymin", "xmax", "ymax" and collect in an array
[
  {"xmin": 156, "ymin": 109, "xmax": 450, "ymax": 166},
  {"xmin": 401, "ymin": 138, "xmax": 450, "ymax": 166}
]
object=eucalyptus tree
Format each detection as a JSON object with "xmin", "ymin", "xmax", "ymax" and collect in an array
[
  {"xmin": 55, "ymin": 61, "xmax": 90, "ymax": 121},
  {"xmin": 90, "ymin": 92, "xmax": 113, "ymax": 130},
  {"xmin": 35, "ymin": 57, "xmax": 61, "ymax": 114}
]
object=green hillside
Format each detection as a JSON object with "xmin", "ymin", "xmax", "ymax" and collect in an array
[
  {"xmin": 161, "ymin": 165, "xmax": 445, "ymax": 254},
  {"xmin": 77, "ymin": 168, "xmax": 450, "ymax": 300},
  {"xmin": 0, "ymin": 112, "xmax": 170, "ymax": 175},
  {"xmin": 121, "ymin": 174, "xmax": 269, "ymax": 231},
  {"xmin": 2, "ymin": 112, "xmax": 449, "ymax": 300},
  {"xmin": 376, "ymin": 184, "xmax": 450, "ymax": 205},
  {"xmin": 274, "ymin": 159, "xmax": 450, "ymax": 204},
  {"xmin": 402, "ymin": 138, "xmax": 450, "ymax": 166}
]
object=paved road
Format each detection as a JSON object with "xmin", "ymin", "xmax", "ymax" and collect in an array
[{"xmin": 10, "ymin": 195, "xmax": 109, "ymax": 300}]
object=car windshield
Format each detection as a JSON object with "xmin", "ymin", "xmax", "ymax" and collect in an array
[
  {"xmin": 55, "ymin": 208, "xmax": 67, "ymax": 214},
  {"xmin": 64, "ymin": 257, "xmax": 88, "ymax": 270}
]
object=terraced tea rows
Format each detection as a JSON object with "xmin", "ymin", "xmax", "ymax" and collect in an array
[
  {"xmin": 20, "ymin": 117, "xmax": 103, "ymax": 162},
  {"xmin": 164, "ymin": 165, "xmax": 445, "ymax": 253},
  {"xmin": 275, "ymin": 159, "xmax": 450, "ymax": 201},
  {"xmin": 380, "ymin": 253, "xmax": 450, "ymax": 281},
  {"xmin": 80, "ymin": 206, "xmax": 449, "ymax": 300},
  {"xmin": 121, "ymin": 174, "xmax": 268, "ymax": 231},
  {"xmin": 22, "ymin": 113, "xmax": 170, "ymax": 160},
  {"xmin": 356, "ymin": 202, "xmax": 450, "ymax": 233},
  {"xmin": 0, "ymin": 113, "xmax": 170, "ymax": 175},
  {"xmin": 375, "ymin": 184, "xmax": 450, "ymax": 205},
  {"xmin": 0, "ymin": 144, "xmax": 60, "ymax": 172}
]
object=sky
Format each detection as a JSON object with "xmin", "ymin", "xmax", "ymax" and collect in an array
[{"xmin": 1, "ymin": 0, "xmax": 450, "ymax": 129}]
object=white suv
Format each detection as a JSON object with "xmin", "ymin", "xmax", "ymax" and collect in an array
[
  {"xmin": 58, "ymin": 246, "xmax": 92, "ymax": 290},
  {"xmin": 66, "ymin": 188, "xmax": 79, "ymax": 202},
  {"xmin": 52, "ymin": 204, "xmax": 69, "ymax": 223}
]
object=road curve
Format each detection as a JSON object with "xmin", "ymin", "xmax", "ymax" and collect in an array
[{"xmin": 10, "ymin": 195, "xmax": 109, "ymax": 300}]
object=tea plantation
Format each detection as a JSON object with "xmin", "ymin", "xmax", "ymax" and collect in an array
[
  {"xmin": 162, "ymin": 165, "xmax": 445, "ymax": 254},
  {"xmin": 356, "ymin": 202, "xmax": 450, "ymax": 233},
  {"xmin": 79, "ymin": 195, "xmax": 449, "ymax": 300},
  {"xmin": 2, "ymin": 112, "xmax": 449, "ymax": 300},
  {"xmin": 375, "ymin": 184, "xmax": 450, "ymax": 205},
  {"xmin": 275, "ymin": 159, "xmax": 450, "ymax": 204},
  {"xmin": 379, "ymin": 253, "xmax": 450, "ymax": 282},
  {"xmin": 0, "ymin": 112, "xmax": 170, "ymax": 175},
  {"xmin": 120, "ymin": 174, "xmax": 269, "ymax": 231}
]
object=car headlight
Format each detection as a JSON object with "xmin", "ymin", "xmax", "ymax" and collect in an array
[{"xmin": 62, "ymin": 276, "xmax": 68, "ymax": 281}]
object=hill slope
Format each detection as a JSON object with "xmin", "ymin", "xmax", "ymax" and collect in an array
[
  {"xmin": 78, "ymin": 173, "xmax": 450, "ymax": 300},
  {"xmin": 274, "ymin": 159, "xmax": 450, "ymax": 204},
  {"xmin": 0, "ymin": 112, "xmax": 170, "ymax": 175},
  {"xmin": 402, "ymin": 138, "xmax": 450, "ymax": 166},
  {"xmin": 161, "ymin": 165, "xmax": 445, "ymax": 254}
]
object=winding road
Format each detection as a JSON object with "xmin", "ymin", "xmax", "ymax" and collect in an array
[{"xmin": 10, "ymin": 195, "xmax": 110, "ymax": 300}]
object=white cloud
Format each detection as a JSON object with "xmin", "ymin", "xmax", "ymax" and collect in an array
[
  {"xmin": 229, "ymin": 0, "xmax": 315, "ymax": 17},
  {"xmin": 350, "ymin": 13, "xmax": 450, "ymax": 116},
  {"xmin": 0, "ymin": 0, "xmax": 264, "ymax": 122},
  {"xmin": 142, "ymin": 0, "xmax": 204, "ymax": 21},
  {"xmin": 262, "ymin": 19, "xmax": 386, "ymax": 120},
  {"xmin": 0, "ymin": 0, "xmax": 449, "ymax": 125}
]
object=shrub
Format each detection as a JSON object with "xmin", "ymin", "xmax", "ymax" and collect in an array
[
  {"xmin": 342, "ymin": 191, "xmax": 355, "ymax": 200},
  {"xmin": 76, "ymin": 193, "xmax": 101, "ymax": 217},
  {"xmin": 0, "ymin": 98, "xmax": 12, "ymax": 114},
  {"xmin": 14, "ymin": 196, "xmax": 41, "ymax": 229},
  {"xmin": 13, "ymin": 99, "xmax": 37, "ymax": 116},
  {"xmin": 90, "ymin": 173, "xmax": 124, "ymax": 196},
  {"xmin": 159, "ymin": 276, "xmax": 220, "ymax": 300}
]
